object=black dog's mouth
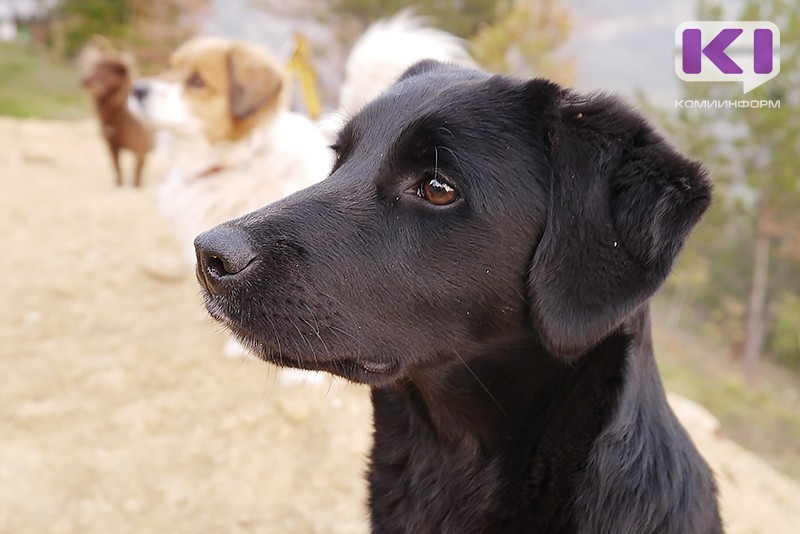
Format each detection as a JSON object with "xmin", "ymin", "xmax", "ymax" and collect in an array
[
  {"xmin": 202, "ymin": 294, "xmax": 401, "ymax": 385},
  {"xmin": 303, "ymin": 356, "xmax": 400, "ymax": 384}
]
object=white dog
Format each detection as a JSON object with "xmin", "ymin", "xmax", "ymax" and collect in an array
[
  {"xmin": 339, "ymin": 11, "xmax": 475, "ymax": 114},
  {"xmin": 319, "ymin": 12, "xmax": 475, "ymax": 140}
]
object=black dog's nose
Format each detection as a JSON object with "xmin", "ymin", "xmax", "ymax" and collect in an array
[
  {"xmin": 194, "ymin": 226, "xmax": 258, "ymax": 294},
  {"xmin": 132, "ymin": 82, "xmax": 149, "ymax": 102}
]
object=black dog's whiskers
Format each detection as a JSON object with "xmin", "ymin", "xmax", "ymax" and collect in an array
[
  {"xmin": 437, "ymin": 126, "xmax": 455, "ymax": 139},
  {"xmin": 316, "ymin": 289, "xmax": 369, "ymax": 357},
  {"xmin": 437, "ymin": 145, "xmax": 466, "ymax": 178},
  {"xmin": 290, "ymin": 319, "xmax": 316, "ymax": 364},
  {"xmin": 301, "ymin": 302, "xmax": 323, "ymax": 337},
  {"xmin": 262, "ymin": 314, "xmax": 285, "ymax": 367},
  {"xmin": 453, "ymin": 349, "xmax": 508, "ymax": 417},
  {"xmin": 300, "ymin": 312, "xmax": 331, "ymax": 359},
  {"xmin": 324, "ymin": 323, "xmax": 364, "ymax": 357}
]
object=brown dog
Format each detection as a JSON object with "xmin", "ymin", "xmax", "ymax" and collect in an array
[{"xmin": 81, "ymin": 47, "xmax": 153, "ymax": 187}]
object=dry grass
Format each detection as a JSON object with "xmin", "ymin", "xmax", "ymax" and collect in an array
[
  {"xmin": 0, "ymin": 118, "xmax": 372, "ymax": 533},
  {"xmin": 0, "ymin": 43, "xmax": 90, "ymax": 119}
]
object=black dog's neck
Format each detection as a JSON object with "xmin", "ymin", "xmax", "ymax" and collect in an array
[
  {"xmin": 368, "ymin": 308, "xmax": 673, "ymax": 531},
  {"xmin": 392, "ymin": 325, "xmax": 634, "ymax": 453}
]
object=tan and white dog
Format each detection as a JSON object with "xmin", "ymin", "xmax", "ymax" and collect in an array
[
  {"xmin": 132, "ymin": 37, "xmax": 332, "ymax": 266},
  {"xmin": 133, "ymin": 18, "xmax": 472, "ymax": 264},
  {"xmin": 132, "ymin": 37, "xmax": 332, "ymax": 369}
]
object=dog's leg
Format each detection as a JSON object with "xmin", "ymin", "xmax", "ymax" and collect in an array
[
  {"xmin": 133, "ymin": 152, "xmax": 146, "ymax": 188},
  {"xmin": 108, "ymin": 143, "xmax": 122, "ymax": 186}
]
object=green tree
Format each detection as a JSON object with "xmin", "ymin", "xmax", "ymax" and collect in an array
[
  {"xmin": 331, "ymin": 0, "xmax": 498, "ymax": 39},
  {"xmin": 331, "ymin": 0, "xmax": 573, "ymax": 83},
  {"xmin": 58, "ymin": 0, "xmax": 131, "ymax": 57},
  {"xmin": 661, "ymin": 0, "xmax": 800, "ymax": 380},
  {"xmin": 56, "ymin": 0, "xmax": 208, "ymax": 71},
  {"xmin": 127, "ymin": 0, "xmax": 211, "ymax": 73},
  {"xmin": 470, "ymin": 0, "xmax": 573, "ymax": 82}
]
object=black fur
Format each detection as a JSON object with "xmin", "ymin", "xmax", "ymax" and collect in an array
[{"xmin": 194, "ymin": 61, "xmax": 722, "ymax": 533}]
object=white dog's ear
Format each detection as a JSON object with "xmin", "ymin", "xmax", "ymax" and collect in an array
[{"xmin": 226, "ymin": 45, "xmax": 283, "ymax": 119}]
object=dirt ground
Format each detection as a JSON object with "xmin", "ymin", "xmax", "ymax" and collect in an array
[{"xmin": 1, "ymin": 117, "xmax": 798, "ymax": 533}]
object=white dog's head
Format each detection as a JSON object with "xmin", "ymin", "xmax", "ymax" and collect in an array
[
  {"xmin": 131, "ymin": 36, "xmax": 287, "ymax": 143},
  {"xmin": 338, "ymin": 12, "xmax": 474, "ymax": 115}
]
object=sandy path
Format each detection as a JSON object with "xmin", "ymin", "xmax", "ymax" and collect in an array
[
  {"xmin": 0, "ymin": 118, "xmax": 372, "ymax": 533},
  {"xmin": 0, "ymin": 117, "xmax": 798, "ymax": 533}
]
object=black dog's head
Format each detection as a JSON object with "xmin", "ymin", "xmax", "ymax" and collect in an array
[{"xmin": 194, "ymin": 61, "xmax": 710, "ymax": 385}]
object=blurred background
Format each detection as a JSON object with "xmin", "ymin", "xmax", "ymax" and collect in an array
[{"xmin": 1, "ymin": 0, "xmax": 798, "ymax": 532}]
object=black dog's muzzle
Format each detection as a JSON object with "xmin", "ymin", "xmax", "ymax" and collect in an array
[{"xmin": 194, "ymin": 226, "xmax": 258, "ymax": 295}]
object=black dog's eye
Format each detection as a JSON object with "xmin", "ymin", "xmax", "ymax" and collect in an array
[
  {"xmin": 417, "ymin": 172, "xmax": 460, "ymax": 206},
  {"xmin": 328, "ymin": 142, "xmax": 344, "ymax": 170},
  {"xmin": 186, "ymin": 72, "xmax": 205, "ymax": 88}
]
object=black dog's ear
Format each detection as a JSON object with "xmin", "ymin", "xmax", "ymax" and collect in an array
[
  {"xmin": 527, "ymin": 87, "xmax": 711, "ymax": 357},
  {"xmin": 397, "ymin": 59, "xmax": 483, "ymax": 85},
  {"xmin": 397, "ymin": 59, "xmax": 445, "ymax": 82}
]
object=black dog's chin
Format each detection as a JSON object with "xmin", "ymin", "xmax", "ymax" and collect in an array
[
  {"xmin": 300, "ymin": 356, "xmax": 402, "ymax": 386},
  {"xmin": 201, "ymin": 293, "xmax": 402, "ymax": 386},
  {"xmin": 245, "ymin": 335, "xmax": 403, "ymax": 386}
]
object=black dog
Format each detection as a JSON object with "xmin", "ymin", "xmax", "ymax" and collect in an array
[{"xmin": 194, "ymin": 61, "xmax": 723, "ymax": 533}]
